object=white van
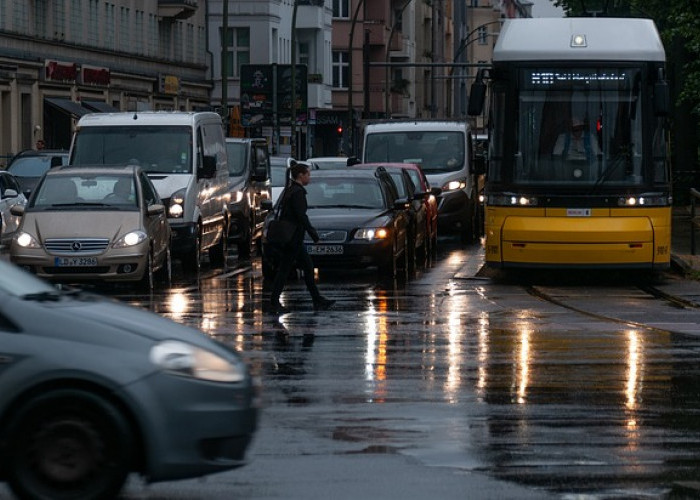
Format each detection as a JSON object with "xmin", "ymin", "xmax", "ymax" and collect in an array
[
  {"xmin": 361, "ymin": 120, "xmax": 484, "ymax": 242},
  {"xmin": 69, "ymin": 111, "xmax": 229, "ymax": 271}
]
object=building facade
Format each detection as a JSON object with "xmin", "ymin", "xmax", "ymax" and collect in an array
[{"xmin": 0, "ymin": 0, "xmax": 211, "ymax": 160}]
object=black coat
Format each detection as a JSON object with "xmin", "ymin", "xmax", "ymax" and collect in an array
[{"xmin": 279, "ymin": 181, "xmax": 319, "ymax": 245}]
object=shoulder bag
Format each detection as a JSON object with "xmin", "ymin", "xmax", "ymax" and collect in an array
[{"xmin": 266, "ymin": 189, "xmax": 296, "ymax": 246}]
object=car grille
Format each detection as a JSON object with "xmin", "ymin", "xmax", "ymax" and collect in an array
[
  {"xmin": 306, "ymin": 230, "xmax": 347, "ymax": 243},
  {"xmin": 44, "ymin": 238, "xmax": 110, "ymax": 253}
]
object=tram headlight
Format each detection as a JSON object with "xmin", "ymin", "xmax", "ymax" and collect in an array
[
  {"xmin": 487, "ymin": 194, "xmax": 538, "ymax": 206},
  {"xmin": 618, "ymin": 194, "xmax": 670, "ymax": 207}
]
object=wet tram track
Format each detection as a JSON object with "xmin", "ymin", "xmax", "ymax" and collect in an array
[{"xmin": 473, "ymin": 278, "xmax": 700, "ymax": 498}]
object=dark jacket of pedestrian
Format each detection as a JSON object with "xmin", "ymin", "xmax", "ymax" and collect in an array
[{"xmin": 268, "ymin": 161, "xmax": 334, "ymax": 314}]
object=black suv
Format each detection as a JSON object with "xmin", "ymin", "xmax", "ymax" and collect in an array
[
  {"xmin": 261, "ymin": 167, "xmax": 412, "ymax": 281},
  {"xmin": 224, "ymin": 138, "xmax": 271, "ymax": 258}
]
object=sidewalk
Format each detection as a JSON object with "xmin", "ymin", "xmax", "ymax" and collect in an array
[{"xmin": 671, "ymin": 205, "xmax": 700, "ymax": 274}]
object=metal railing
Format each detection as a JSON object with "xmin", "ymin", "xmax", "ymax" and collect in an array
[{"xmin": 690, "ymin": 188, "xmax": 700, "ymax": 255}]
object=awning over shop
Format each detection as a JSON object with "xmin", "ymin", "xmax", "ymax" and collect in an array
[
  {"xmin": 45, "ymin": 97, "xmax": 89, "ymax": 118},
  {"xmin": 82, "ymin": 100, "xmax": 119, "ymax": 113}
]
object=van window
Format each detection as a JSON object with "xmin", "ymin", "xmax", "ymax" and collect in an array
[
  {"xmin": 71, "ymin": 126, "xmax": 192, "ymax": 174},
  {"xmin": 226, "ymin": 142, "xmax": 248, "ymax": 176},
  {"xmin": 364, "ymin": 131, "xmax": 465, "ymax": 174}
]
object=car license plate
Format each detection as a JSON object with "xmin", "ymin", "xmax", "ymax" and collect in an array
[
  {"xmin": 306, "ymin": 245, "xmax": 344, "ymax": 255},
  {"xmin": 54, "ymin": 257, "xmax": 98, "ymax": 267}
]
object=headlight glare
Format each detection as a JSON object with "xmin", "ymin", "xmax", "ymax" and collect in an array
[
  {"xmin": 113, "ymin": 230, "xmax": 147, "ymax": 248},
  {"xmin": 355, "ymin": 227, "xmax": 389, "ymax": 240},
  {"xmin": 15, "ymin": 232, "xmax": 40, "ymax": 248},
  {"xmin": 168, "ymin": 188, "xmax": 186, "ymax": 218},
  {"xmin": 150, "ymin": 340, "xmax": 245, "ymax": 382},
  {"xmin": 442, "ymin": 179, "xmax": 467, "ymax": 192}
]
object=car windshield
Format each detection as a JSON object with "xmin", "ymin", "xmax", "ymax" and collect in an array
[
  {"xmin": 8, "ymin": 156, "xmax": 62, "ymax": 177},
  {"xmin": 364, "ymin": 131, "xmax": 465, "ymax": 174},
  {"xmin": 71, "ymin": 126, "xmax": 192, "ymax": 174},
  {"xmin": 226, "ymin": 142, "xmax": 247, "ymax": 177},
  {"xmin": 271, "ymin": 165, "xmax": 287, "ymax": 187},
  {"xmin": 31, "ymin": 174, "xmax": 138, "ymax": 209},
  {"xmin": 306, "ymin": 178, "xmax": 384, "ymax": 209},
  {"xmin": 0, "ymin": 260, "xmax": 57, "ymax": 297}
]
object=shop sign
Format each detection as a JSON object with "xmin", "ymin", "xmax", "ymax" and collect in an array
[
  {"xmin": 45, "ymin": 60, "xmax": 77, "ymax": 83},
  {"xmin": 81, "ymin": 65, "xmax": 110, "ymax": 86}
]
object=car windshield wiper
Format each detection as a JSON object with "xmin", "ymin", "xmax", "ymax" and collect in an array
[{"xmin": 21, "ymin": 291, "xmax": 62, "ymax": 302}]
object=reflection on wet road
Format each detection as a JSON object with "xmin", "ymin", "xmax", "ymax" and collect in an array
[{"xmin": 100, "ymin": 240, "xmax": 700, "ymax": 498}]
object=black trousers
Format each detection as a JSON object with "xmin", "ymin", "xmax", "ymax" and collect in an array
[{"xmin": 270, "ymin": 242, "xmax": 322, "ymax": 304}]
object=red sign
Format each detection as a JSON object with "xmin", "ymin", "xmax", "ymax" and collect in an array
[
  {"xmin": 81, "ymin": 65, "xmax": 110, "ymax": 86},
  {"xmin": 45, "ymin": 60, "xmax": 77, "ymax": 82}
]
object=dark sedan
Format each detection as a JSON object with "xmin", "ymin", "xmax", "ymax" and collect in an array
[
  {"xmin": 261, "ymin": 167, "xmax": 412, "ymax": 280},
  {"xmin": 6, "ymin": 149, "xmax": 69, "ymax": 197},
  {"xmin": 0, "ymin": 260, "xmax": 258, "ymax": 499}
]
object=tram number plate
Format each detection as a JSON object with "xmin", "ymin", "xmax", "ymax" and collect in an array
[
  {"xmin": 55, "ymin": 257, "xmax": 98, "ymax": 267},
  {"xmin": 566, "ymin": 208, "xmax": 591, "ymax": 217},
  {"xmin": 307, "ymin": 245, "xmax": 344, "ymax": 255}
]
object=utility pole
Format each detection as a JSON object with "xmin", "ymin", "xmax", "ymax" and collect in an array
[
  {"xmin": 291, "ymin": 0, "xmax": 298, "ymax": 158},
  {"xmin": 347, "ymin": 0, "xmax": 365, "ymax": 155},
  {"xmin": 221, "ymin": 0, "xmax": 229, "ymax": 132}
]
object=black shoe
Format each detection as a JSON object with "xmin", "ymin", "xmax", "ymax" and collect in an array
[
  {"xmin": 268, "ymin": 302, "xmax": 289, "ymax": 314},
  {"xmin": 313, "ymin": 298, "xmax": 335, "ymax": 311}
]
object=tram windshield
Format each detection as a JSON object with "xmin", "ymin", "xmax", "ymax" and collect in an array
[{"xmin": 490, "ymin": 67, "xmax": 667, "ymax": 188}]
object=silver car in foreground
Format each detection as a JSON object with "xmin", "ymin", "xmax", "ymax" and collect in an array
[{"xmin": 0, "ymin": 260, "xmax": 259, "ymax": 499}]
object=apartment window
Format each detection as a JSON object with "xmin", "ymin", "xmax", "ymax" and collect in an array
[
  {"xmin": 477, "ymin": 26, "xmax": 488, "ymax": 45},
  {"xmin": 221, "ymin": 27, "xmax": 250, "ymax": 78},
  {"xmin": 299, "ymin": 42, "xmax": 310, "ymax": 68},
  {"xmin": 332, "ymin": 0, "xmax": 349, "ymax": 19},
  {"xmin": 148, "ymin": 14, "xmax": 158, "ymax": 56},
  {"xmin": 186, "ymin": 23, "xmax": 194, "ymax": 62},
  {"xmin": 70, "ymin": 0, "xmax": 83, "ymax": 43},
  {"xmin": 104, "ymin": 3, "xmax": 115, "ymax": 49},
  {"xmin": 35, "ymin": 0, "xmax": 47, "ymax": 38},
  {"xmin": 119, "ymin": 7, "xmax": 130, "ymax": 51},
  {"xmin": 52, "ymin": 1, "xmax": 65, "ymax": 40},
  {"xmin": 88, "ymin": 0, "xmax": 98, "ymax": 46},
  {"xmin": 332, "ymin": 51, "xmax": 349, "ymax": 89},
  {"xmin": 134, "ymin": 10, "xmax": 144, "ymax": 55},
  {"xmin": 173, "ymin": 22, "xmax": 183, "ymax": 61},
  {"xmin": 393, "ymin": 8, "xmax": 403, "ymax": 31}
]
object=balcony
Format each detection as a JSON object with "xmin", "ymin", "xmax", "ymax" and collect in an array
[{"xmin": 158, "ymin": 0, "xmax": 197, "ymax": 20}]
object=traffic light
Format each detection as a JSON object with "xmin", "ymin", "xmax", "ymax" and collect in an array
[{"xmin": 336, "ymin": 125, "xmax": 343, "ymax": 137}]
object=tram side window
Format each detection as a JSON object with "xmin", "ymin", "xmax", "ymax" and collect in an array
[{"xmin": 488, "ymin": 84, "xmax": 506, "ymax": 182}]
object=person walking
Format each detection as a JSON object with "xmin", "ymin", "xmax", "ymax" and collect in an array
[{"xmin": 268, "ymin": 161, "xmax": 335, "ymax": 314}]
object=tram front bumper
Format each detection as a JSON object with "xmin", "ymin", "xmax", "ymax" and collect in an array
[{"xmin": 488, "ymin": 215, "xmax": 670, "ymax": 269}]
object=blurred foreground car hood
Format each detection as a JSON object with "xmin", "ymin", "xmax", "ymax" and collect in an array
[
  {"xmin": 20, "ymin": 211, "xmax": 144, "ymax": 240},
  {"xmin": 3, "ymin": 291, "xmax": 216, "ymax": 349},
  {"xmin": 307, "ymin": 208, "xmax": 394, "ymax": 229}
]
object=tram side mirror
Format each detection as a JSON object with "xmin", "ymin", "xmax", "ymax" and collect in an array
[
  {"xmin": 468, "ymin": 69, "xmax": 488, "ymax": 117},
  {"xmin": 654, "ymin": 80, "xmax": 670, "ymax": 116},
  {"xmin": 468, "ymin": 80, "xmax": 486, "ymax": 117},
  {"xmin": 472, "ymin": 155, "xmax": 486, "ymax": 176}
]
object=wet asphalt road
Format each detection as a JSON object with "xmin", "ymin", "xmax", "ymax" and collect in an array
[{"xmin": 4, "ymin": 238, "xmax": 700, "ymax": 499}]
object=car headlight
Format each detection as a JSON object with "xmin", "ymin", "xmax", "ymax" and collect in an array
[
  {"xmin": 150, "ymin": 340, "xmax": 245, "ymax": 382},
  {"xmin": 169, "ymin": 188, "xmax": 186, "ymax": 218},
  {"xmin": 113, "ymin": 230, "xmax": 147, "ymax": 248},
  {"xmin": 354, "ymin": 227, "xmax": 389, "ymax": 240},
  {"xmin": 15, "ymin": 231, "xmax": 41, "ymax": 248},
  {"xmin": 442, "ymin": 178, "xmax": 467, "ymax": 192}
]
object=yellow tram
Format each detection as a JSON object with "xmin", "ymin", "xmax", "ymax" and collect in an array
[{"xmin": 469, "ymin": 18, "xmax": 671, "ymax": 270}]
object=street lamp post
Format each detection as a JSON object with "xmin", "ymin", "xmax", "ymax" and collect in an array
[
  {"xmin": 291, "ymin": 0, "xmax": 298, "ymax": 158},
  {"xmin": 347, "ymin": 0, "xmax": 365, "ymax": 156}
]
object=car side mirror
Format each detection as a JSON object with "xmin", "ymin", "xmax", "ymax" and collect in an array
[
  {"xmin": 347, "ymin": 157, "xmax": 360, "ymax": 166},
  {"xmin": 198, "ymin": 155, "xmax": 217, "ymax": 179},
  {"xmin": 10, "ymin": 204, "xmax": 25, "ymax": 216},
  {"xmin": 472, "ymin": 155, "xmax": 486, "ymax": 176},
  {"xmin": 147, "ymin": 204, "xmax": 165, "ymax": 216},
  {"xmin": 50, "ymin": 156, "xmax": 64, "ymax": 168},
  {"xmin": 431, "ymin": 187, "xmax": 442, "ymax": 197},
  {"xmin": 252, "ymin": 165, "xmax": 269, "ymax": 182},
  {"xmin": 2, "ymin": 188, "xmax": 18, "ymax": 199},
  {"xmin": 393, "ymin": 197, "xmax": 410, "ymax": 210}
]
